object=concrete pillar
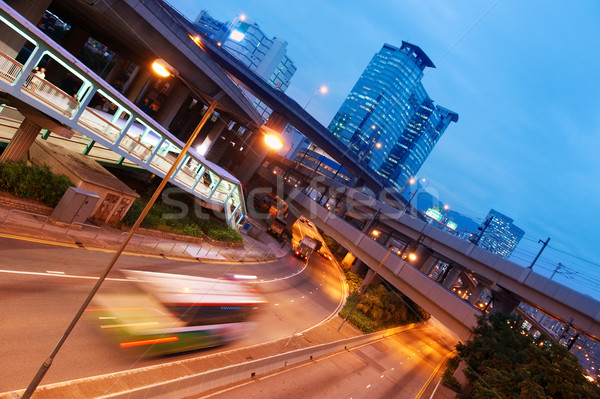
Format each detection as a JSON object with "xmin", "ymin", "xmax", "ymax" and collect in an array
[
  {"xmin": 340, "ymin": 252, "xmax": 356, "ymax": 270},
  {"xmin": 125, "ymin": 67, "xmax": 151, "ymax": 103},
  {"xmin": 45, "ymin": 24, "xmax": 90, "ymax": 83},
  {"xmin": 104, "ymin": 56, "xmax": 128, "ymax": 86},
  {"xmin": 359, "ymin": 268, "xmax": 382, "ymax": 293},
  {"xmin": 468, "ymin": 285, "xmax": 486, "ymax": 306},
  {"xmin": 412, "ymin": 244, "xmax": 433, "ymax": 270},
  {"xmin": 285, "ymin": 213, "xmax": 299, "ymax": 231},
  {"xmin": 351, "ymin": 259, "xmax": 368, "ymax": 275},
  {"xmin": 441, "ymin": 265, "xmax": 462, "ymax": 290},
  {"xmin": 154, "ymin": 80, "xmax": 189, "ymax": 129},
  {"xmin": 0, "ymin": 118, "xmax": 42, "ymax": 162},
  {"xmin": 0, "ymin": 0, "xmax": 51, "ymax": 57},
  {"xmin": 196, "ymin": 117, "xmax": 227, "ymax": 157},
  {"xmin": 419, "ymin": 255, "xmax": 438, "ymax": 275},
  {"xmin": 235, "ymin": 131, "xmax": 269, "ymax": 186},
  {"xmin": 490, "ymin": 286, "xmax": 520, "ymax": 315},
  {"xmin": 264, "ymin": 111, "xmax": 289, "ymax": 133}
]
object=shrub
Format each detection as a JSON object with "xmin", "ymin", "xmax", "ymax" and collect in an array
[
  {"xmin": 339, "ymin": 275, "xmax": 430, "ymax": 333},
  {"xmin": 0, "ymin": 161, "xmax": 72, "ymax": 207},
  {"xmin": 120, "ymin": 197, "xmax": 243, "ymax": 243},
  {"xmin": 441, "ymin": 356, "xmax": 462, "ymax": 392}
]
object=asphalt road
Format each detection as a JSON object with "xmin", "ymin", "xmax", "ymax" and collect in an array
[
  {"xmin": 0, "ymin": 233, "xmax": 345, "ymax": 392},
  {"xmin": 192, "ymin": 324, "xmax": 456, "ymax": 399}
]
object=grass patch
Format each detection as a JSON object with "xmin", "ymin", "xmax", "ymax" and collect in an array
[
  {"xmin": 340, "ymin": 271, "xmax": 430, "ymax": 333},
  {"xmin": 0, "ymin": 161, "xmax": 72, "ymax": 207},
  {"xmin": 121, "ymin": 196, "xmax": 242, "ymax": 243}
]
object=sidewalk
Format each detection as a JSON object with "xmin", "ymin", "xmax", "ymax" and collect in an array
[{"xmin": 0, "ymin": 205, "xmax": 290, "ymax": 263}]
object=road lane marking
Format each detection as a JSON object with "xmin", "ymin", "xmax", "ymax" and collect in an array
[
  {"xmin": 415, "ymin": 350, "xmax": 457, "ymax": 399},
  {"xmin": 0, "ymin": 269, "xmax": 129, "ymax": 282}
]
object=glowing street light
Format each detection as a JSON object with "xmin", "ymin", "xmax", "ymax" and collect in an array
[
  {"xmin": 304, "ymin": 85, "xmax": 328, "ymax": 109},
  {"xmin": 219, "ymin": 14, "xmax": 247, "ymax": 46},
  {"xmin": 261, "ymin": 126, "xmax": 284, "ymax": 150},
  {"xmin": 151, "ymin": 59, "xmax": 177, "ymax": 78}
]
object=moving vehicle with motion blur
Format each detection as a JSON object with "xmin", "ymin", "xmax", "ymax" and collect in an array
[
  {"xmin": 89, "ymin": 270, "xmax": 266, "ymax": 356},
  {"xmin": 294, "ymin": 235, "xmax": 319, "ymax": 260}
]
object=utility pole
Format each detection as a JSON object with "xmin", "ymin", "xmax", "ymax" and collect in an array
[
  {"xmin": 470, "ymin": 216, "xmax": 493, "ymax": 246},
  {"xmin": 528, "ymin": 237, "xmax": 550, "ymax": 269},
  {"xmin": 551, "ymin": 262, "xmax": 566, "ymax": 280}
]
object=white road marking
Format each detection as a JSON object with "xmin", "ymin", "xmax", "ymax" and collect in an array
[{"xmin": 0, "ymin": 269, "xmax": 129, "ymax": 281}]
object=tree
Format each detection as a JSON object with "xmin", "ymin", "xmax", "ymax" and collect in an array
[{"xmin": 455, "ymin": 313, "xmax": 599, "ymax": 399}]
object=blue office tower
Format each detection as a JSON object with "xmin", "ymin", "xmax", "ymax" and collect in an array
[
  {"xmin": 478, "ymin": 209, "xmax": 525, "ymax": 259},
  {"xmin": 328, "ymin": 42, "xmax": 458, "ymax": 190}
]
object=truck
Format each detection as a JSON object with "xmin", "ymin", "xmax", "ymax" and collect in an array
[{"xmin": 293, "ymin": 235, "xmax": 319, "ymax": 260}]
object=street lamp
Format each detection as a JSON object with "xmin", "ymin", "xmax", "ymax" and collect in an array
[
  {"xmin": 21, "ymin": 59, "xmax": 219, "ymax": 399},
  {"xmin": 261, "ymin": 125, "xmax": 284, "ymax": 150},
  {"xmin": 218, "ymin": 14, "xmax": 247, "ymax": 46},
  {"xmin": 406, "ymin": 177, "xmax": 428, "ymax": 207},
  {"xmin": 304, "ymin": 85, "xmax": 327, "ymax": 109}
]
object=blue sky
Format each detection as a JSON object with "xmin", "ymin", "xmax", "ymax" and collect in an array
[{"xmin": 170, "ymin": 0, "xmax": 600, "ymax": 299}]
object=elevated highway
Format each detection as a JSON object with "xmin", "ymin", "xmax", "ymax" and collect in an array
[{"xmin": 256, "ymin": 165, "xmax": 600, "ymax": 342}]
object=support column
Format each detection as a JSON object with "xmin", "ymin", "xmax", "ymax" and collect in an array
[
  {"xmin": 45, "ymin": 25, "xmax": 89, "ymax": 83},
  {"xmin": 490, "ymin": 286, "xmax": 520, "ymax": 315},
  {"xmin": 153, "ymin": 80, "xmax": 189, "ymax": 129},
  {"xmin": 412, "ymin": 244, "xmax": 433, "ymax": 270},
  {"xmin": 196, "ymin": 117, "xmax": 227, "ymax": 157},
  {"xmin": 359, "ymin": 268, "xmax": 381, "ymax": 292},
  {"xmin": 468, "ymin": 284, "xmax": 486, "ymax": 306},
  {"xmin": 0, "ymin": 118, "xmax": 42, "ymax": 162},
  {"xmin": 351, "ymin": 259, "xmax": 368, "ymax": 275},
  {"xmin": 419, "ymin": 255, "xmax": 438, "ymax": 275},
  {"xmin": 0, "ymin": 0, "xmax": 51, "ymax": 57},
  {"xmin": 340, "ymin": 252, "xmax": 356, "ymax": 270},
  {"xmin": 234, "ymin": 131, "xmax": 267, "ymax": 186},
  {"xmin": 441, "ymin": 265, "xmax": 462, "ymax": 290},
  {"xmin": 125, "ymin": 67, "xmax": 151, "ymax": 103},
  {"xmin": 104, "ymin": 57, "xmax": 128, "ymax": 87}
]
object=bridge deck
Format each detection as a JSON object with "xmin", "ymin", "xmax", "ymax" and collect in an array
[{"xmin": 0, "ymin": 3, "xmax": 245, "ymax": 227}]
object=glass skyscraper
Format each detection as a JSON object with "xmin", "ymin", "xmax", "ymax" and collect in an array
[
  {"xmin": 195, "ymin": 11, "xmax": 296, "ymax": 119},
  {"xmin": 328, "ymin": 42, "xmax": 458, "ymax": 190},
  {"xmin": 478, "ymin": 209, "xmax": 525, "ymax": 259}
]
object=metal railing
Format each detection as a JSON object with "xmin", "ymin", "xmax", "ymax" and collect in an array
[{"xmin": 0, "ymin": 3, "xmax": 247, "ymax": 228}]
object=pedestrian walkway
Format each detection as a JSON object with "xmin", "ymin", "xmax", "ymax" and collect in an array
[{"xmin": 0, "ymin": 204, "xmax": 289, "ymax": 263}]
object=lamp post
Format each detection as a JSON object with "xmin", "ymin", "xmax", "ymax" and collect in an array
[
  {"xmin": 304, "ymin": 85, "xmax": 327, "ymax": 109},
  {"xmin": 21, "ymin": 59, "xmax": 218, "ymax": 399},
  {"xmin": 406, "ymin": 177, "xmax": 428, "ymax": 207},
  {"xmin": 218, "ymin": 14, "xmax": 246, "ymax": 46}
]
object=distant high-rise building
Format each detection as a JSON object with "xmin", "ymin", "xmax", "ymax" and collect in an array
[
  {"xmin": 195, "ymin": 11, "xmax": 296, "ymax": 119},
  {"xmin": 477, "ymin": 209, "xmax": 524, "ymax": 259},
  {"xmin": 328, "ymin": 42, "xmax": 458, "ymax": 190}
]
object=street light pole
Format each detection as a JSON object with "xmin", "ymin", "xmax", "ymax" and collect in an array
[
  {"xmin": 219, "ymin": 14, "xmax": 246, "ymax": 45},
  {"xmin": 21, "ymin": 97, "xmax": 218, "ymax": 398},
  {"xmin": 304, "ymin": 86, "xmax": 327, "ymax": 109},
  {"xmin": 528, "ymin": 237, "xmax": 550, "ymax": 270}
]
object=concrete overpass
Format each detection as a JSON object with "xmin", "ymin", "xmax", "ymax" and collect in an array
[
  {"xmin": 0, "ymin": 1, "xmax": 251, "ymax": 227},
  {"xmin": 43, "ymin": 0, "xmax": 385, "ymax": 192},
  {"xmin": 254, "ymin": 165, "xmax": 600, "ymax": 342}
]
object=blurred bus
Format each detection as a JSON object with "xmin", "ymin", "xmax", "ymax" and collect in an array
[{"xmin": 89, "ymin": 270, "xmax": 266, "ymax": 356}]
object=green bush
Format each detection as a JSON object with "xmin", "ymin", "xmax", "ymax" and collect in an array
[
  {"xmin": 441, "ymin": 356, "xmax": 462, "ymax": 392},
  {"xmin": 339, "ymin": 272, "xmax": 430, "ymax": 333},
  {"xmin": 120, "ymin": 197, "xmax": 242, "ymax": 243},
  {"xmin": 0, "ymin": 161, "xmax": 72, "ymax": 207}
]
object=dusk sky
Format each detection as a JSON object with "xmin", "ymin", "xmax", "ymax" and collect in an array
[{"xmin": 169, "ymin": 0, "xmax": 600, "ymax": 299}]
